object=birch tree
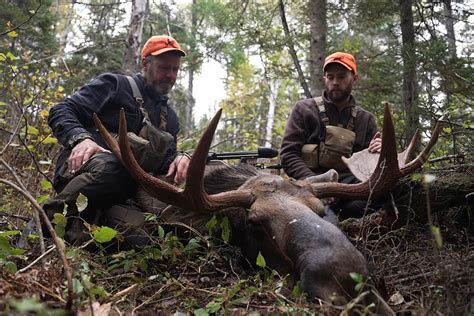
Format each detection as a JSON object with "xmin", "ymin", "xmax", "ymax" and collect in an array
[{"xmin": 122, "ymin": 0, "xmax": 148, "ymax": 74}]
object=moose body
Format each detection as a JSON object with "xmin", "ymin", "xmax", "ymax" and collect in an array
[
  {"xmin": 137, "ymin": 163, "xmax": 369, "ymax": 302},
  {"xmin": 94, "ymin": 104, "xmax": 439, "ymax": 311}
]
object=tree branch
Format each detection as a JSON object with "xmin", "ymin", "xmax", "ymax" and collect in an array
[
  {"xmin": 278, "ymin": 0, "xmax": 312, "ymax": 98},
  {"xmin": 0, "ymin": 159, "xmax": 74, "ymax": 311}
]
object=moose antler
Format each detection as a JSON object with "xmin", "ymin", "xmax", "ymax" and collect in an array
[
  {"xmin": 309, "ymin": 104, "xmax": 440, "ymax": 199},
  {"xmin": 342, "ymin": 129, "xmax": 421, "ymax": 182},
  {"xmin": 93, "ymin": 109, "xmax": 254, "ymax": 212}
]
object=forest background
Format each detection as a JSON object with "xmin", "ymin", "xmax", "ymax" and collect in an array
[{"xmin": 0, "ymin": 0, "xmax": 473, "ymax": 314}]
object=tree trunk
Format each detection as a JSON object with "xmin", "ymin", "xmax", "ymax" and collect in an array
[
  {"xmin": 122, "ymin": 0, "xmax": 147, "ymax": 74},
  {"xmin": 399, "ymin": 0, "xmax": 420, "ymax": 152},
  {"xmin": 278, "ymin": 0, "xmax": 312, "ymax": 98},
  {"xmin": 443, "ymin": 0, "xmax": 457, "ymax": 59},
  {"xmin": 55, "ymin": 0, "xmax": 75, "ymax": 57},
  {"xmin": 309, "ymin": 0, "xmax": 326, "ymax": 97},
  {"xmin": 264, "ymin": 80, "xmax": 278, "ymax": 148},
  {"xmin": 184, "ymin": 0, "xmax": 197, "ymax": 138}
]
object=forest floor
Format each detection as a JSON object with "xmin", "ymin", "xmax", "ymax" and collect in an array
[{"xmin": 0, "ymin": 165, "xmax": 472, "ymax": 315}]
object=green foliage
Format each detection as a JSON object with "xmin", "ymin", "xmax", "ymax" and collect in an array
[
  {"xmin": 256, "ymin": 251, "xmax": 266, "ymax": 268},
  {"xmin": 0, "ymin": 230, "xmax": 25, "ymax": 273},
  {"xmin": 349, "ymin": 272, "xmax": 364, "ymax": 292},
  {"xmin": 5, "ymin": 298, "xmax": 59, "ymax": 316},
  {"xmin": 92, "ymin": 226, "xmax": 117, "ymax": 243},
  {"xmin": 52, "ymin": 213, "xmax": 67, "ymax": 238}
]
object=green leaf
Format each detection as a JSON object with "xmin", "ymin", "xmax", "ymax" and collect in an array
[
  {"xmin": 158, "ymin": 225, "xmax": 165, "ymax": 239},
  {"xmin": 206, "ymin": 215, "xmax": 218, "ymax": 236},
  {"xmin": 256, "ymin": 251, "xmax": 266, "ymax": 268},
  {"xmin": 76, "ymin": 193, "xmax": 88, "ymax": 212},
  {"xmin": 20, "ymin": 125, "xmax": 39, "ymax": 135},
  {"xmin": 92, "ymin": 226, "xmax": 117, "ymax": 243},
  {"xmin": 0, "ymin": 230, "xmax": 21, "ymax": 237},
  {"xmin": 194, "ymin": 308, "xmax": 209, "ymax": 316},
  {"xmin": 205, "ymin": 300, "xmax": 222, "ymax": 313},
  {"xmin": 7, "ymin": 31, "xmax": 18, "ymax": 38},
  {"xmin": 9, "ymin": 298, "xmax": 45, "ymax": 313},
  {"xmin": 4, "ymin": 261, "xmax": 18, "ymax": 273},
  {"xmin": 442, "ymin": 127, "xmax": 452, "ymax": 134},
  {"xmin": 42, "ymin": 136, "xmax": 57, "ymax": 144},
  {"xmin": 52, "ymin": 213, "xmax": 67, "ymax": 226},
  {"xmin": 55, "ymin": 224, "xmax": 65, "ymax": 238},
  {"xmin": 430, "ymin": 225, "xmax": 443, "ymax": 249},
  {"xmin": 350, "ymin": 272, "xmax": 363, "ymax": 283},
  {"xmin": 184, "ymin": 238, "xmax": 201, "ymax": 252},
  {"xmin": 410, "ymin": 173, "xmax": 422, "ymax": 181},
  {"xmin": 7, "ymin": 52, "xmax": 16, "ymax": 61},
  {"xmin": 292, "ymin": 281, "xmax": 302, "ymax": 296},
  {"xmin": 0, "ymin": 53, "xmax": 6, "ymax": 62},
  {"xmin": 73, "ymin": 278, "xmax": 84, "ymax": 294},
  {"xmin": 0, "ymin": 236, "xmax": 25, "ymax": 255},
  {"xmin": 220, "ymin": 216, "xmax": 231, "ymax": 244},
  {"xmin": 90, "ymin": 285, "xmax": 109, "ymax": 299},
  {"xmin": 41, "ymin": 179, "xmax": 53, "ymax": 191},
  {"xmin": 36, "ymin": 194, "xmax": 49, "ymax": 204}
]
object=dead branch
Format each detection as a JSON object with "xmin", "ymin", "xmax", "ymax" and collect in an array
[
  {"xmin": 278, "ymin": 0, "xmax": 312, "ymax": 98},
  {"xmin": 0, "ymin": 158, "xmax": 74, "ymax": 311}
]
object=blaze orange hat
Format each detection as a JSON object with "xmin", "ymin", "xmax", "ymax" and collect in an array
[
  {"xmin": 323, "ymin": 52, "xmax": 357, "ymax": 77},
  {"xmin": 141, "ymin": 35, "xmax": 186, "ymax": 63}
]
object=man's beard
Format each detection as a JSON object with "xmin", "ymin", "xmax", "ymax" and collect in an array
[
  {"xmin": 327, "ymin": 87, "xmax": 351, "ymax": 103},
  {"xmin": 146, "ymin": 81, "xmax": 172, "ymax": 95}
]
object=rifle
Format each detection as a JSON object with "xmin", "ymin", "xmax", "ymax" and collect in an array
[
  {"xmin": 207, "ymin": 147, "xmax": 282, "ymax": 172},
  {"xmin": 208, "ymin": 147, "xmax": 278, "ymax": 161}
]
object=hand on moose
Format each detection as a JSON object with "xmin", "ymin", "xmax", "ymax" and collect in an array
[
  {"xmin": 368, "ymin": 132, "xmax": 382, "ymax": 153},
  {"xmin": 68, "ymin": 138, "xmax": 110, "ymax": 174},
  {"xmin": 167, "ymin": 154, "xmax": 190, "ymax": 184}
]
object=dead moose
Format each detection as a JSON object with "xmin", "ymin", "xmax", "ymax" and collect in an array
[{"xmin": 94, "ymin": 104, "xmax": 440, "ymax": 310}]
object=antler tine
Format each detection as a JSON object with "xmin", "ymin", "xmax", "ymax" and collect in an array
[
  {"xmin": 399, "ymin": 128, "xmax": 421, "ymax": 165},
  {"xmin": 93, "ymin": 113, "xmax": 122, "ymax": 161},
  {"xmin": 400, "ymin": 121, "xmax": 441, "ymax": 175},
  {"xmin": 311, "ymin": 104, "xmax": 403, "ymax": 200},
  {"xmin": 183, "ymin": 109, "xmax": 254, "ymax": 211},
  {"xmin": 116, "ymin": 109, "xmax": 186, "ymax": 207},
  {"xmin": 97, "ymin": 108, "xmax": 253, "ymax": 212}
]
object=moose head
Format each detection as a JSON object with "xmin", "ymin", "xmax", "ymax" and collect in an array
[{"xmin": 94, "ymin": 104, "xmax": 439, "ymax": 310}]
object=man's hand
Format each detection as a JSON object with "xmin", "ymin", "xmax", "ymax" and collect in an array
[
  {"xmin": 68, "ymin": 138, "xmax": 110, "ymax": 174},
  {"xmin": 368, "ymin": 132, "xmax": 382, "ymax": 153},
  {"xmin": 166, "ymin": 154, "xmax": 190, "ymax": 184}
]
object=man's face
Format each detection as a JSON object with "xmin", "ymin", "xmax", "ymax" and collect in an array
[
  {"xmin": 143, "ymin": 53, "xmax": 181, "ymax": 95},
  {"xmin": 323, "ymin": 63, "xmax": 356, "ymax": 103}
]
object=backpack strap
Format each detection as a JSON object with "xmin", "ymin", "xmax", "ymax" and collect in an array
[
  {"xmin": 313, "ymin": 96, "xmax": 330, "ymax": 126},
  {"xmin": 346, "ymin": 106, "xmax": 357, "ymax": 131},
  {"xmin": 125, "ymin": 75, "xmax": 167, "ymax": 131},
  {"xmin": 313, "ymin": 96, "xmax": 358, "ymax": 130}
]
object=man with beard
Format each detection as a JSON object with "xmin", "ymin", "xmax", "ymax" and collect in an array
[
  {"xmin": 280, "ymin": 52, "xmax": 382, "ymax": 218},
  {"xmin": 46, "ymin": 35, "xmax": 189, "ymax": 248}
]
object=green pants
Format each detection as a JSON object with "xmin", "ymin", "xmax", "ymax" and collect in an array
[{"xmin": 43, "ymin": 152, "xmax": 149, "ymax": 249}]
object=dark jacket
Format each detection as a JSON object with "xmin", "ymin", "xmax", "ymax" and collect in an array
[
  {"xmin": 280, "ymin": 92, "xmax": 378, "ymax": 180},
  {"xmin": 48, "ymin": 73, "xmax": 180, "ymax": 176}
]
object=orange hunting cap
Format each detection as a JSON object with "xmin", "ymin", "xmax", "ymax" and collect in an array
[
  {"xmin": 141, "ymin": 35, "xmax": 186, "ymax": 63},
  {"xmin": 323, "ymin": 52, "xmax": 357, "ymax": 77}
]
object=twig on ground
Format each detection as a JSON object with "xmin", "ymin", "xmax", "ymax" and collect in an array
[
  {"xmin": 16, "ymin": 245, "xmax": 56, "ymax": 274},
  {"xmin": 0, "ymin": 159, "xmax": 74, "ymax": 310}
]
